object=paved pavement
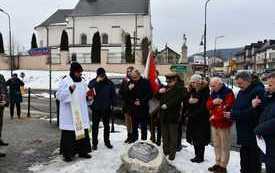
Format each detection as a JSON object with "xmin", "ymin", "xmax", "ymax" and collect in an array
[{"xmin": 0, "ymin": 111, "xmax": 60, "ymax": 173}]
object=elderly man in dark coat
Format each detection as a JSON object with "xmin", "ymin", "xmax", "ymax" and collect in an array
[
  {"xmin": 158, "ymin": 72, "xmax": 184, "ymax": 161},
  {"xmin": 186, "ymin": 74, "xmax": 211, "ymax": 163},
  {"xmin": 128, "ymin": 69, "xmax": 152, "ymax": 142},
  {"xmin": 255, "ymin": 72, "xmax": 275, "ymax": 173},
  {"xmin": 224, "ymin": 71, "xmax": 265, "ymax": 173},
  {"xmin": 6, "ymin": 73, "xmax": 24, "ymax": 119}
]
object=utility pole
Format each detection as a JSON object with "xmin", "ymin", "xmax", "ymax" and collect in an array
[
  {"xmin": 0, "ymin": 8, "xmax": 12, "ymax": 76},
  {"xmin": 203, "ymin": 0, "xmax": 211, "ymax": 76}
]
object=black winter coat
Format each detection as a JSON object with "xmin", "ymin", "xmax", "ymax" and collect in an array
[
  {"xmin": 255, "ymin": 93, "xmax": 275, "ymax": 170},
  {"xmin": 231, "ymin": 81, "xmax": 266, "ymax": 145},
  {"xmin": 159, "ymin": 83, "xmax": 184, "ymax": 124},
  {"xmin": 88, "ymin": 78, "xmax": 116, "ymax": 111},
  {"xmin": 119, "ymin": 78, "xmax": 132, "ymax": 113},
  {"xmin": 128, "ymin": 78, "xmax": 152, "ymax": 117},
  {"xmin": 186, "ymin": 84, "xmax": 211, "ymax": 146},
  {"xmin": 6, "ymin": 77, "xmax": 24, "ymax": 103}
]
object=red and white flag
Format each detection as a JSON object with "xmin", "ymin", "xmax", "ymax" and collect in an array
[{"xmin": 144, "ymin": 52, "xmax": 160, "ymax": 94}]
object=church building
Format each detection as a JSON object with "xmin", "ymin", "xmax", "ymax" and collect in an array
[{"xmin": 35, "ymin": 0, "xmax": 152, "ymax": 64}]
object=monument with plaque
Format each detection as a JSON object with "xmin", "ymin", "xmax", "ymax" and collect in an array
[{"xmin": 117, "ymin": 142, "xmax": 180, "ymax": 173}]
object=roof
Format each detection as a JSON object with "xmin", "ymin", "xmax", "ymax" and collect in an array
[
  {"xmin": 158, "ymin": 46, "xmax": 180, "ymax": 57},
  {"xmin": 69, "ymin": 0, "xmax": 149, "ymax": 17},
  {"xmin": 36, "ymin": 9, "xmax": 73, "ymax": 28}
]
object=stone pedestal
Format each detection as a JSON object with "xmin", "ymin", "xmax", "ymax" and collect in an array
[{"xmin": 117, "ymin": 142, "xmax": 180, "ymax": 173}]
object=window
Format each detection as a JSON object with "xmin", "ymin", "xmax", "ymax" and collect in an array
[
  {"xmin": 112, "ymin": 26, "xmax": 120, "ymax": 28},
  {"xmin": 102, "ymin": 33, "xmax": 108, "ymax": 44},
  {"xmin": 80, "ymin": 34, "xmax": 87, "ymax": 45}
]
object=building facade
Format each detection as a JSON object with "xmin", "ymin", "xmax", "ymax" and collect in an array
[
  {"xmin": 35, "ymin": 0, "xmax": 152, "ymax": 64},
  {"xmin": 235, "ymin": 40, "xmax": 275, "ymax": 73}
]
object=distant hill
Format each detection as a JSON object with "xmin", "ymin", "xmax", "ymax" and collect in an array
[{"xmin": 189, "ymin": 48, "xmax": 241, "ymax": 62}]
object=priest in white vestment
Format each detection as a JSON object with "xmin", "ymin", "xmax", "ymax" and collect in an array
[{"xmin": 56, "ymin": 62, "xmax": 92, "ymax": 162}]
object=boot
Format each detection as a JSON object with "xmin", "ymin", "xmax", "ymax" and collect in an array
[
  {"xmin": 105, "ymin": 142, "xmax": 113, "ymax": 149},
  {"xmin": 216, "ymin": 166, "xmax": 227, "ymax": 173},
  {"xmin": 124, "ymin": 133, "xmax": 132, "ymax": 144},
  {"xmin": 0, "ymin": 139, "xmax": 8, "ymax": 146},
  {"xmin": 208, "ymin": 165, "xmax": 220, "ymax": 172},
  {"xmin": 92, "ymin": 145, "xmax": 97, "ymax": 151},
  {"xmin": 0, "ymin": 152, "xmax": 6, "ymax": 158},
  {"xmin": 63, "ymin": 156, "xmax": 73, "ymax": 162},
  {"xmin": 79, "ymin": 153, "xmax": 92, "ymax": 159}
]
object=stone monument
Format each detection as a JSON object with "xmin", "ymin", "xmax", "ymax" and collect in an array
[
  {"xmin": 117, "ymin": 142, "xmax": 181, "ymax": 173},
  {"xmin": 179, "ymin": 34, "xmax": 188, "ymax": 64}
]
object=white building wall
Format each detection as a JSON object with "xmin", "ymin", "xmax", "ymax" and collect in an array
[
  {"xmin": 67, "ymin": 15, "xmax": 152, "ymax": 46},
  {"xmin": 36, "ymin": 25, "xmax": 66, "ymax": 47}
]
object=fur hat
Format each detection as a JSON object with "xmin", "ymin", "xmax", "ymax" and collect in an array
[{"xmin": 190, "ymin": 74, "xmax": 202, "ymax": 82}]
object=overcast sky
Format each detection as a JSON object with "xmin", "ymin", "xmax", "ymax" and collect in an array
[{"xmin": 0, "ymin": 0, "xmax": 275, "ymax": 55}]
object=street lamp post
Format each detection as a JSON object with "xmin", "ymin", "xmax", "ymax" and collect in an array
[
  {"xmin": 213, "ymin": 35, "xmax": 225, "ymax": 68},
  {"xmin": 203, "ymin": 0, "xmax": 211, "ymax": 76},
  {"xmin": 0, "ymin": 8, "xmax": 12, "ymax": 76}
]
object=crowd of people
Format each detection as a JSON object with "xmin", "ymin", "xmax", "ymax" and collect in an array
[
  {"xmin": 0, "ymin": 62, "xmax": 274, "ymax": 173},
  {"xmin": 56, "ymin": 62, "xmax": 275, "ymax": 173},
  {"xmin": 0, "ymin": 73, "xmax": 25, "ymax": 158}
]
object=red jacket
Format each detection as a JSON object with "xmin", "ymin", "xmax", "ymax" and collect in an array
[{"xmin": 207, "ymin": 87, "xmax": 235, "ymax": 128}]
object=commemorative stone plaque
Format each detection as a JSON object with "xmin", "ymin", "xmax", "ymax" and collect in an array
[{"xmin": 117, "ymin": 141, "xmax": 181, "ymax": 173}]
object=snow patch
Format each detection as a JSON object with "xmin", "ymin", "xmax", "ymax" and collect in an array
[{"xmin": 29, "ymin": 125, "xmax": 241, "ymax": 173}]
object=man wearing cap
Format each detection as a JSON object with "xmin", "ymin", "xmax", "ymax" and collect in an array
[
  {"xmin": 56, "ymin": 62, "xmax": 92, "ymax": 162},
  {"xmin": 158, "ymin": 72, "xmax": 184, "ymax": 160},
  {"xmin": 88, "ymin": 67, "xmax": 116, "ymax": 150}
]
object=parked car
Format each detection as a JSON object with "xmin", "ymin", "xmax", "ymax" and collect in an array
[{"xmin": 109, "ymin": 76, "xmax": 124, "ymax": 120}]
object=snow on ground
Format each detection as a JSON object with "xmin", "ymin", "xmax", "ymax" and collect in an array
[
  {"xmin": 0, "ymin": 70, "xmax": 124, "ymax": 90},
  {"xmin": 29, "ymin": 125, "xmax": 241, "ymax": 173}
]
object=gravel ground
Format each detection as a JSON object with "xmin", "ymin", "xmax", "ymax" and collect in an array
[{"xmin": 0, "ymin": 110, "xmax": 60, "ymax": 173}]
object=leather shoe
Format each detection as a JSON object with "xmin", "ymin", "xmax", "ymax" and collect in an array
[
  {"xmin": 105, "ymin": 143, "xmax": 113, "ymax": 149},
  {"xmin": 0, "ymin": 140, "xmax": 8, "ymax": 146},
  {"xmin": 92, "ymin": 145, "xmax": 97, "ymax": 151},
  {"xmin": 0, "ymin": 152, "xmax": 6, "ymax": 158},
  {"xmin": 79, "ymin": 153, "xmax": 92, "ymax": 159},
  {"xmin": 63, "ymin": 157, "xmax": 73, "ymax": 162}
]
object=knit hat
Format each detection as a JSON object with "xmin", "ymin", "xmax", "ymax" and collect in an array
[
  {"xmin": 70, "ymin": 62, "xmax": 83, "ymax": 73},
  {"xmin": 96, "ymin": 67, "xmax": 106, "ymax": 76},
  {"xmin": 190, "ymin": 74, "xmax": 202, "ymax": 82}
]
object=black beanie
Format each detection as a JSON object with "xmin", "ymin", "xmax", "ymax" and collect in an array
[
  {"xmin": 70, "ymin": 62, "xmax": 83, "ymax": 73},
  {"xmin": 96, "ymin": 67, "xmax": 106, "ymax": 76}
]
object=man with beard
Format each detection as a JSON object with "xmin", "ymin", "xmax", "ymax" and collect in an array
[
  {"xmin": 128, "ymin": 69, "xmax": 152, "ymax": 142},
  {"xmin": 88, "ymin": 68, "xmax": 116, "ymax": 150},
  {"xmin": 56, "ymin": 62, "xmax": 92, "ymax": 162}
]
